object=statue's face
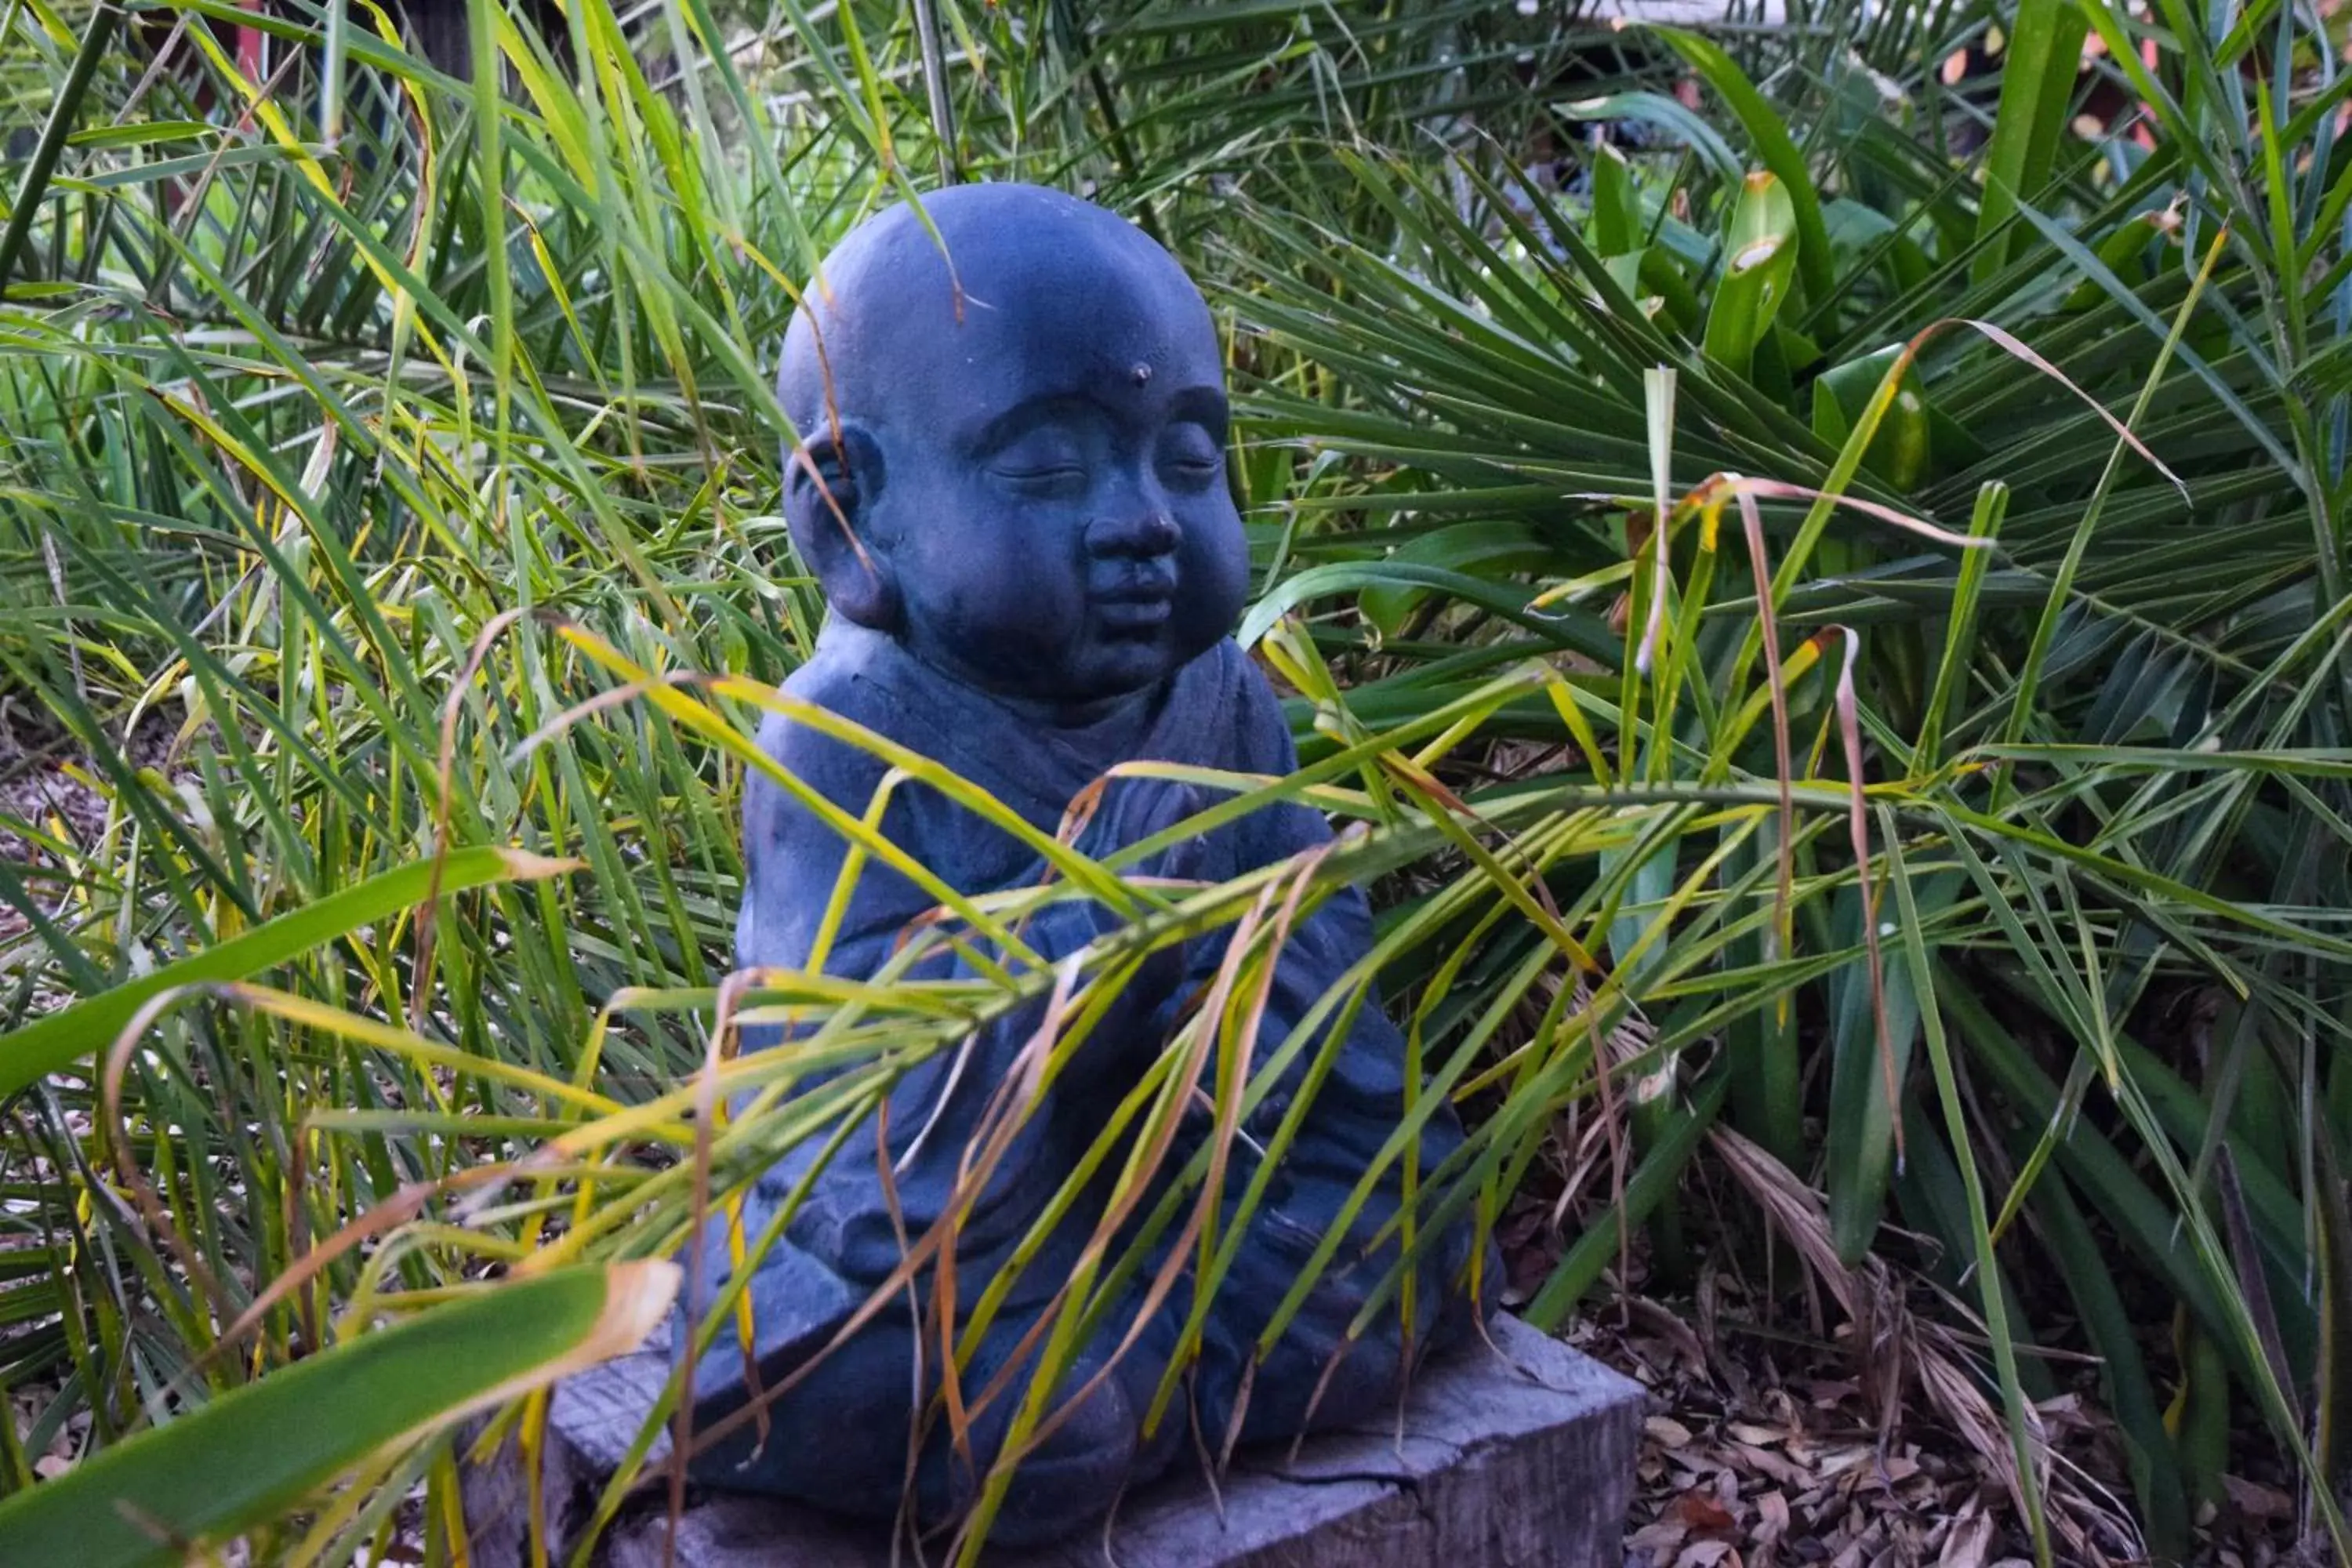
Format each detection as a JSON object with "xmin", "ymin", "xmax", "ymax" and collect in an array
[{"xmin": 783, "ymin": 188, "xmax": 1251, "ymax": 717}]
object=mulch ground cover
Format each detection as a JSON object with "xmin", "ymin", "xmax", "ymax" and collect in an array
[{"xmin": 1526, "ymin": 1200, "xmax": 2321, "ymax": 1566}]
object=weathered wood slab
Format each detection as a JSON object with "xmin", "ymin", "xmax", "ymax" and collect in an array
[{"xmin": 463, "ymin": 1315, "xmax": 1645, "ymax": 1567}]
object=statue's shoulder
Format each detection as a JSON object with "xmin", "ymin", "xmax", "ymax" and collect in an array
[
  {"xmin": 774, "ymin": 643, "xmax": 868, "ymax": 723},
  {"xmin": 746, "ymin": 636, "xmax": 895, "ymax": 813},
  {"xmin": 1195, "ymin": 637, "xmax": 1298, "ymax": 770}
]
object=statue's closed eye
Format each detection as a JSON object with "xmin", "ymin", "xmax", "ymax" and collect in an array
[
  {"xmin": 988, "ymin": 429, "xmax": 1091, "ymax": 490},
  {"xmin": 1156, "ymin": 426, "xmax": 1224, "ymax": 488},
  {"xmin": 993, "ymin": 460, "xmax": 1087, "ymax": 480}
]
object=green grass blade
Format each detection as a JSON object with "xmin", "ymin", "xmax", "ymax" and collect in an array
[
  {"xmin": 0, "ymin": 847, "xmax": 579, "ymax": 1097},
  {"xmin": 0, "ymin": 1262, "xmax": 676, "ymax": 1568}
]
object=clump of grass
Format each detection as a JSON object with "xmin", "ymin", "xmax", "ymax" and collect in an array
[{"xmin": 6, "ymin": 2, "xmax": 2352, "ymax": 1565}]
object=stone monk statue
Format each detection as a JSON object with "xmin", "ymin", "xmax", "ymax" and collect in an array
[{"xmin": 673, "ymin": 181, "xmax": 1487, "ymax": 1548}]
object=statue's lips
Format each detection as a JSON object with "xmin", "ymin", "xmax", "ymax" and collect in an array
[{"xmin": 1094, "ymin": 588, "xmax": 1174, "ymax": 632}]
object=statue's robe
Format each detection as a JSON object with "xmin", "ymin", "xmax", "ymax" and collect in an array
[{"xmin": 680, "ymin": 619, "xmax": 1484, "ymax": 1543}]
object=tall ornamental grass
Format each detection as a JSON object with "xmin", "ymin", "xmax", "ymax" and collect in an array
[{"xmin": 2, "ymin": 2, "xmax": 2350, "ymax": 1563}]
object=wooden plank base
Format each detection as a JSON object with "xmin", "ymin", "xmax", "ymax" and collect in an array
[{"xmin": 463, "ymin": 1316, "xmax": 1644, "ymax": 1567}]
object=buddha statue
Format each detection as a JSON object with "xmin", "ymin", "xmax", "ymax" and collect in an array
[{"xmin": 673, "ymin": 180, "xmax": 1488, "ymax": 1548}]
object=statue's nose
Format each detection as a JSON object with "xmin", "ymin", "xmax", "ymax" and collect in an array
[{"xmin": 1083, "ymin": 507, "xmax": 1181, "ymax": 559}]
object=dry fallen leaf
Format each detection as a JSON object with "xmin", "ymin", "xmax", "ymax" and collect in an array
[
  {"xmin": 1938, "ymin": 1512, "xmax": 1994, "ymax": 1568},
  {"xmin": 1674, "ymin": 1488, "xmax": 1737, "ymax": 1532},
  {"xmin": 1673, "ymin": 1542, "xmax": 1737, "ymax": 1568},
  {"xmin": 2219, "ymin": 1474, "xmax": 2295, "ymax": 1521},
  {"xmin": 1733, "ymin": 1440, "xmax": 1814, "ymax": 1490},
  {"xmin": 1568, "ymin": 1216, "xmax": 2190, "ymax": 1567},
  {"xmin": 1632, "ymin": 1519, "xmax": 1690, "ymax": 1552},
  {"xmin": 1816, "ymin": 1445, "xmax": 1872, "ymax": 1479}
]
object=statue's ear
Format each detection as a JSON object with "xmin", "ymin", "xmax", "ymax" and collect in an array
[{"xmin": 783, "ymin": 423, "xmax": 898, "ymax": 632}]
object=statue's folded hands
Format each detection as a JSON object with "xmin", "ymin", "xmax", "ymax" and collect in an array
[{"xmin": 667, "ymin": 182, "xmax": 1491, "ymax": 1552}]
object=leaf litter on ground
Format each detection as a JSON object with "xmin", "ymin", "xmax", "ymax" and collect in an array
[{"xmin": 1504, "ymin": 1121, "xmax": 2323, "ymax": 1566}]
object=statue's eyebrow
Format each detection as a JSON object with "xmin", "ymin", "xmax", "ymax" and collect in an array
[
  {"xmin": 959, "ymin": 394, "xmax": 1094, "ymax": 458},
  {"xmin": 1164, "ymin": 384, "xmax": 1229, "ymax": 430},
  {"xmin": 959, "ymin": 382, "xmax": 1228, "ymax": 458}
]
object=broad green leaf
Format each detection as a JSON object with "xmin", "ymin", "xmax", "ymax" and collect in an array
[
  {"xmin": 0, "ymin": 1262, "xmax": 677, "ymax": 1568},
  {"xmin": 1704, "ymin": 171, "xmax": 1800, "ymax": 380},
  {"xmin": 1809, "ymin": 346, "xmax": 1940, "ymax": 491},
  {"xmin": 1240, "ymin": 561, "xmax": 1620, "ymax": 662},
  {"xmin": 1649, "ymin": 26, "xmax": 1835, "ymax": 303},
  {"xmin": 1591, "ymin": 143, "xmax": 1642, "ymax": 258},
  {"xmin": 1825, "ymin": 872, "xmax": 1961, "ymax": 1263},
  {"xmin": 1358, "ymin": 521, "xmax": 1558, "ymax": 636},
  {"xmin": 1554, "ymin": 93, "xmax": 1744, "ymax": 184},
  {"xmin": 1973, "ymin": 0, "xmax": 2092, "ymax": 281}
]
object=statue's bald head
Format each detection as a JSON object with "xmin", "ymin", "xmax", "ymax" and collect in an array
[
  {"xmin": 773, "ymin": 183, "xmax": 1247, "ymax": 719},
  {"xmin": 777, "ymin": 183, "xmax": 1215, "ymax": 456}
]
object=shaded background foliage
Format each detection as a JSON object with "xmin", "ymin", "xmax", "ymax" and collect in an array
[{"xmin": 4, "ymin": 0, "xmax": 2352, "ymax": 1562}]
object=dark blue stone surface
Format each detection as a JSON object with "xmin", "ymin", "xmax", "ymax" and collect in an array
[{"xmin": 672, "ymin": 183, "xmax": 1486, "ymax": 1548}]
